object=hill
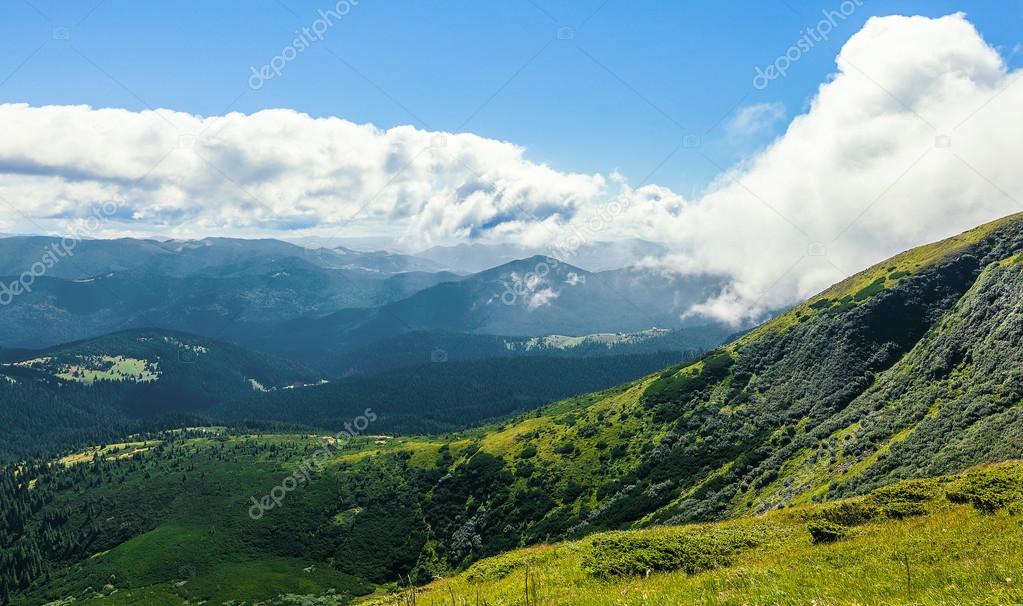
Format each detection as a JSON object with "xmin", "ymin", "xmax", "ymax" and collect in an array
[
  {"xmin": 211, "ymin": 351, "xmax": 696, "ymax": 434},
  {"xmin": 316, "ymin": 326, "xmax": 731, "ymax": 376},
  {"xmin": 0, "ymin": 329, "xmax": 700, "ymax": 462},
  {"xmin": 366, "ymin": 461, "xmax": 1023, "ymax": 605},
  {"xmin": 0, "ymin": 328, "xmax": 316, "ymax": 409},
  {"xmin": 0, "ymin": 329, "xmax": 317, "ymax": 459}
]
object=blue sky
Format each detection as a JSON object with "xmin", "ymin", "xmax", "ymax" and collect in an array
[{"xmin": 2, "ymin": 0, "xmax": 1021, "ymax": 196}]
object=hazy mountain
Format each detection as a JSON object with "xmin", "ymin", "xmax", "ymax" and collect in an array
[
  {"xmin": 0, "ymin": 235, "xmax": 443, "ymax": 279},
  {"xmin": 0, "ymin": 236, "xmax": 725, "ymax": 368},
  {"xmin": 416, "ymin": 238, "xmax": 668, "ymax": 272},
  {"xmin": 0, "ymin": 240, "xmax": 460, "ymax": 349},
  {"xmin": 246, "ymin": 256, "xmax": 731, "ymax": 367},
  {"xmin": 300, "ymin": 245, "xmax": 446, "ymax": 274},
  {"xmin": 375, "ymin": 255, "xmax": 725, "ymax": 335}
]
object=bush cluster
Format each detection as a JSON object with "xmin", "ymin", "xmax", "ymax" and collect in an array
[{"xmin": 580, "ymin": 524, "xmax": 764, "ymax": 578}]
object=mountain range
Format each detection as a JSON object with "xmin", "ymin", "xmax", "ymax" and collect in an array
[
  {"xmin": 5, "ymin": 213, "xmax": 1023, "ymax": 604},
  {"xmin": 414, "ymin": 238, "xmax": 668, "ymax": 273},
  {"xmin": 0, "ymin": 236, "xmax": 733, "ymax": 373},
  {"xmin": 247, "ymin": 255, "xmax": 728, "ymax": 370}
]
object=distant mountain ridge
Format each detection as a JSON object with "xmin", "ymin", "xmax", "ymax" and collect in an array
[
  {"xmin": 0, "ymin": 235, "xmax": 445, "ymax": 279},
  {"xmin": 328, "ymin": 326, "xmax": 730, "ymax": 375},
  {"xmin": 245, "ymin": 256, "xmax": 730, "ymax": 368},
  {"xmin": 0, "ymin": 237, "xmax": 730, "ymax": 362},
  {"xmin": 415, "ymin": 238, "xmax": 668, "ymax": 272}
]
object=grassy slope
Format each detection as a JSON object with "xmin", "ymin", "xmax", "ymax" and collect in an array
[{"xmin": 368, "ymin": 463, "xmax": 1023, "ymax": 606}]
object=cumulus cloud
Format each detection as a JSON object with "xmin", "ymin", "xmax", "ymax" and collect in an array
[
  {"xmin": 618, "ymin": 13, "xmax": 1023, "ymax": 325},
  {"xmin": 0, "ymin": 104, "xmax": 605, "ymax": 243},
  {"xmin": 1, "ymin": 13, "xmax": 1022, "ymax": 326}
]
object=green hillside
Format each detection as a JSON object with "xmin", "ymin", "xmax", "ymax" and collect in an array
[
  {"xmin": 367, "ymin": 462, "xmax": 1023, "ymax": 605},
  {"xmin": 0, "ymin": 329, "xmax": 695, "ymax": 462},
  {"xmin": 0, "ymin": 329, "xmax": 318, "ymax": 460},
  {"xmin": 6, "ymin": 213, "xmax": 1023, "ymax": 604}
]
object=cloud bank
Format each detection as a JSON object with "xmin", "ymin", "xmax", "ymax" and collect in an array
[
  {"xmin": 634, "ymin": 12, "xmax": 1023, "ymax": 324},
  {"xmin": 1, "ymin": 13, "xmax": 1022, "ymax": 324},
  {"xmin": 0, "ymin": 104, "xmax": 605, "ymax": 243}
]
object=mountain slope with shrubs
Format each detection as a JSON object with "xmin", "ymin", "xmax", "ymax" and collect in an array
[
  {"xmin": 374, "ymin": 462, "xmax": 1023, "ymax": 605},
  {"xmin": 323, "ymin": 211, "xmax": 1023, "ymax": 575}
]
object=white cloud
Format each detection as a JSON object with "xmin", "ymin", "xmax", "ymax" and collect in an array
[
  {"xmin": 612, "ymin": 13, "xmax": 1023, "ymax": 325},
  {"xmin": 1, "ymin": 13, "xmax": 1022, "ymax": 327},
  {"xmin": 0, "ymin": 105, "xmax": 605, "ymax": 244},
  {"xmin": 725, "ymin": 102, "xmax": 786, "ymax": 138}
]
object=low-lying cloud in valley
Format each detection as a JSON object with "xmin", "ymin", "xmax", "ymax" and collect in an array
[{"xmin": 1, "ymin": 13, "xmax": 1021, "ymax": 324}]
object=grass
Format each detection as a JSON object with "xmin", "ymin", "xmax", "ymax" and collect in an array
[
  {"xmin": 55, "ymin": 355, "xmax": 159, "ymax": 383},
  {"xmin": 361, "ymin": 463, "xmax": 1023, "ymax": 606},
  {"xmin": 57, "ymin": 440, "xmax": 162, "ymax": 466}
]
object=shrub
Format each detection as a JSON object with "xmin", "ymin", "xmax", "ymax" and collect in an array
[
  {"xmin": 818, "ymin": 501, "xmax": 877, "ymax": 527},
  {"xmin": 642, "ymin": 350, "xmax": 735, "ymax": 410},
  {"xmin": 869, "ymin": 480, "xmax": 937, "ymax": 503},
  {"xmin": 580, "ymin": 525, "xmax": 764, "ymax": 578},
  {"xmin": 465, "ymin": 551, "xmax": 545, "ymax": 583},
  {"xmin": 947, "ymin": 469, "xmax": 1022, "ymax": 513},
  {"xmin": 519, "ymin": 446, "xmax": 538, "ymax": 459},
  {"xmin": 853, "ymin": 277, "xmax": 886, "ymax": 301},
  {"xmin": 807, "ymin": 519, "xmax": 847, "ymax": 544},
  {"xmin": 553, "ymin": 443, "xmax": 577, "ymax": 456},
  {"xmin": 866, "ymin": 480, "xmax": 935, "ymax": 519},
  {"xmin": 807, "ymin": 479, "xmax": 935, "ymax": 544},
  {"xmin": 876, "ymin": 499, "xmax": 928, "ymax": 519}
]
